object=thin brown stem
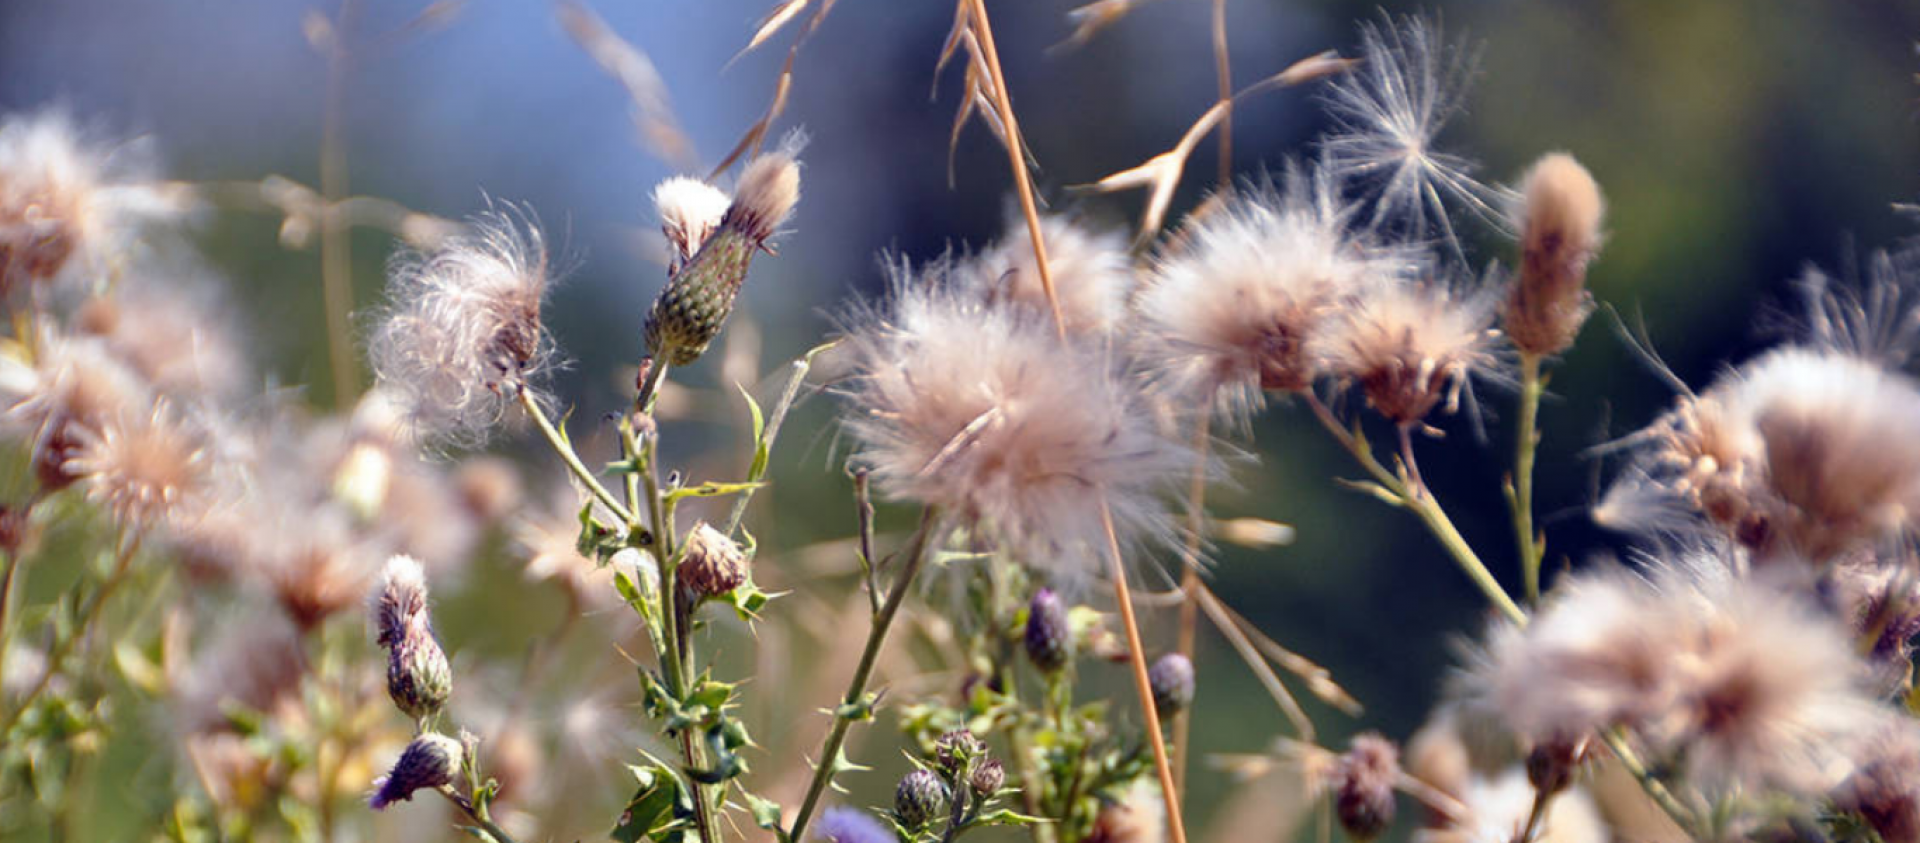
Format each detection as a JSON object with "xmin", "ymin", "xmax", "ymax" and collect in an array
[
  {"xmin": 962, "ymin": 0, "xmax": 1065, "ymax": 339},
  {"xmin": 1099, "ymin": 491, "xmax": 1189, "ymax": 843}
]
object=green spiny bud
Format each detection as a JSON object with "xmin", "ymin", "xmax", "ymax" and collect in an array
[
  {"xmin": 643, "ymin": 151, "xmax": 799, "ymax": 367},
  {"xmin": 893, "ymin": 768, "xmax": 950, "ymax": 829},
  {"xmin": 933, "ymin": 728, "xmax": 984, "ymax": 775}
]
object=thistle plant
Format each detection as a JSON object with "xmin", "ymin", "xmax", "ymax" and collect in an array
[{"xmin": 0, "ymin": 5, "xmax": 1918, "ymax": 843}]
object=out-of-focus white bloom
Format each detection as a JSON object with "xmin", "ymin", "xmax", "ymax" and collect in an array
[
  {"xmin": 1599, "ymin": 346, "xmax": 1920, "ymax": 563},
  {"xmin": 961, "ymin": 213, "xmax": 1134, "ymax": 336},
  {"xmin": 64, "ymin": 400, "xmax": 209, "ymax": 527},
  {"xmin": 368, "ymin": 208, "xmax": 556, "ymax": 448},
  {"xmin": 1415, "ymin": 768, "xmax": 1604, "ymax": 843},
  {"xmin": 0, "ymin": 110, "xmax": 189, "ymax": 290},
  {"xmin": 836, "ymin": 274, "xmax": 1187, "ymax": 585},
  {"xmin": 1468, "ymin": 553, "xmax": 1878, "ymax": 798}
]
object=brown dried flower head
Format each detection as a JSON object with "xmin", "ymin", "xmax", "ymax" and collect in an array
[
  {"xmin": 1503, "ymin": 152, "xmax": 1604, "ymax": 356},
  {"xmin": 64, "ymin": 401, "xmax": 209, "ymax": 527},
  {"xmin": 678, "ymin": 521, "xmax": 748, "ymax": 597},
  {"xmin": 0, "ymin": 110, "xmax": 184, "ymax": 289}
]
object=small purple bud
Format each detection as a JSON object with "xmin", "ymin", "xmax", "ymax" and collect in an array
[
  {"xmin": 1333, "ymin": 732, "xmax": 1399, "ymax": 842},
  {"xmin": 1024, "ymin": 588, "xmax": 1070, "ymax": 673},
  {"xmin": 1147, "ymin": 653, "xmax": 1194, "ymax": 717},
  {"xmin": 969, "ymin": 758, "xmax": 1005, "ymax": 796},
  {"xmin": 893, "ymin": 768, "xmax": 950, "ymax": 829},
  {"xmin": 933, "ymin": 728, "xmax": 984, "ymax": 775}
]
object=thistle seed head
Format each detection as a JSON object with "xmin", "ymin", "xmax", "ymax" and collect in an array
[
  {"xmin": 1503, "ymin": 152, "xmax": 1605, "ymax": 356},
  {"xmin": 1332, "ymin": 732, "xmax": 1400, "ymax": 842},
  {"xmin": 678, "ymin": 521, "xmax": 748, "ymax": 598}
]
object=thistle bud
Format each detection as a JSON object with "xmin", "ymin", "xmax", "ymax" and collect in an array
[
  {"xmin": 969, "ymin": 758, "xmax": 1005, "ymax": 796},
  {"xmin": 678, "ymin": 522, "xmax": 748, "ymax": 598},
  {"xmin": 933, "ymin": 728, "xmax": 984, "ymax": 775},
  {"xmin": 369, "ymin": 732, "xmax": 464, "ymax": 810},
  {"xmin": 1147, "ymin": 653, "xmax": 1194, "ymax": 717},
  {"xmin": 1332, "ymin": 732, "xmax": 1399, "ymax": 842},
  {"xmin": 1503, "ymin": 152, "xmax": 1605, "ymax": 357},
  {"xmin": 893, "ymin": 768, "xmax": 951, "ymax": 829},
  {"xmin": 643, "ymin": 150, "xmax": 800, "ymax": 366},
  {"xmin": 372, "ymin": 555, "xmax": 451, "ymax": 720},
  {"xmin": 1023, "ymin": 588, "xmax": 1071, "ymax": 673}
]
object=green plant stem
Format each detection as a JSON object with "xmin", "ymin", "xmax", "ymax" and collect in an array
[
  {"xmin": 0, "ymin": 548, "xmax": 22, "ymax": 698},
  {"xmin": 1512, "ymin": 352, "xmax": 1545, "ymax": 605},
  {"xmin": 787, "ymin": 507, "xmax": 937, "ymax": 843},
  {"xmin": 1600, "ymin": 727, "xmax": 1699, "ymax": 838},
  {"xmin": 0, "ymin": 532, "xmax": 142, "ymax": 738},
  {"xmin": 516, "ymin": 387, "xmax": 634, "ymax": 525},
  {"xmin": 1303, "ymin": 395, "xmax": 1527, "ymax": 626},
  {"xmin": 722, "ymin": 348, "xmax": 824, "ymax": 539},
  {"xmin": 442, "ymin": 790, "xmax": 523, "ymax": 843}
]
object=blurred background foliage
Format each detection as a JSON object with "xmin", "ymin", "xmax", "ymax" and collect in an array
[{"xmin": 3, "ymin": 0, "xmax": 1919, "ymax": 839}]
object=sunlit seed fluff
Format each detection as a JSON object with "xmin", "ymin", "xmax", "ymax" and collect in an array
[
  {"xmin": 369, "ymin": 732, "xmax": 464, "ymax": 810},
  {"xmin": 836, "ymin": 279, "xmax": 1187, "ymax": 584},
  {"xmin": 368, "ymin": 209, "xmax": 555, "ymax": 448},
  {"xmin": 267, "ymin": 510, "xmax": 379, "ymax": 631},
  {"xmin": 172, "ymin": 611, "xmax": 308, "ymax": 735},
  {"xmin": 961, "ymin": 213, "xmax": 1133, "ymax": 336},
  {"xmin": 1085, "ymin": 779, "xmax": 1167, "ymax": 843},
  {"xmin": 0, "ymin": 110, "xmax": 185, "ymax": 289},
  {"xmin": 1331, "ymin": 275, "xmax": 1499, "ymax": 425},
  {"xmin": 76, "ymin": 266, "xmax": 251, "ymax": 402},
  {"xmin": 6, "ymin": 333, "xmax": 152, "ymax": 491},
  {"xmin": 1503, "ymin": 153, "xmax": 1605, "ymax": 357},
  {"xmin": 1603, "ymin": 347, "xmax": 1920, "ymax": 563},
  {"xmin": 1320, "ymin": 15, "xmax": 1510, "ymax": 256},
  {"xmin": 643, "ymin": 150, "xmax": 801, "ymax": 366},
  {"xmin": 653, "ymin": 175, "xmax": 731, "ymax": 271},
  {"xmin": 63, "ymin": 401, "xmax": 209, "ymax": 527},
  {"xmin": 1134, "ymin": 175, "xmax": 1405, "ymax": 423}
]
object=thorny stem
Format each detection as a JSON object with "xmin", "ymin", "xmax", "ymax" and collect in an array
[
  {"xmin": 320, "ymin": 0, "xmax": 360, "ymax": 407},
  {"xmin": 787, "ymin": 507, "xmax": 938, "ymax": 843},
  {"xmin": 0, "ymin": 532, "xmax": 142, "ymax": 738},
  {"xmin": 851, "ymin": 470, "xmax": 883, "ymax": 616},
  {"xmin": 1303, "ymin": 394, "xmax": 1527, "ymax": 626},
  {"xmin": 1171, "ymin": 415, "xmax": 1212, "ymax": 799},
  {"xmin": 1099, "ymin": 491, "xmax": 1189, "ymax": 843},
  {"xmin": 962, "ymin": 0, "xmax": 1066, "ymax": 339},
  {"xmin": 442, "ymin": 789, "xmax": 524, "ymax": 843},
  {"xmin": 1512, "ymin": 352, "xmax": 1546, "ymax": 606},
  {"xmin": 1600, "ymin": 727, "xmax": 1701, "ymax": 838},
  {"xmin": 516, "ymin": 387, "xmax": 634, "ymax": 525}
]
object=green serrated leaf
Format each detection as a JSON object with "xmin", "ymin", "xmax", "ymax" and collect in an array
[{"xmin": 742, "ymin": 790, "xmax": 788, "ymax": 840}]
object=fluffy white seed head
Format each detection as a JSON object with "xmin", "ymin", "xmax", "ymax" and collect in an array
[
  {"xmin": 725, "ymin": 149, "xmax": 801, "ymax": 244},
  {"xmin": 1468, "ymin": 554, "xmax": 1878, "ymax": 798},
  {"xmin": 1601, "ymin": 347, "xmax": 1920, "ymax": 563},
  {"xmin": 835, "ymin": 272, "xmax": 1186, "ymax": 584},
  {"xmin": 653, "ymin": 175, "xmax": 730, "ymax": 268},
  {"xmin": 368, "ymin": 209, "xmax": 555, "ymax": 448},
  {"xmin": 63, "ymin": 400, "xmax": 209, "ymax": 528},
  {"xmin": 1414, "ymin": 768, "xmax": 1605, "ymax": 843},
  {"xmin": 1320, "ymin": 14, "xmax": 1510, "ymax": 257},
  {"xmin": 960, "ymin": 213, "xmax": 1133, "ymax": 336},
  {"xmin": 1134, "ymin": 174, "xmax": 1407, "ymax": 424},
  {"xmin": 1329, "ymin": 273, "xmax": 1500, "ymax": 425}
]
